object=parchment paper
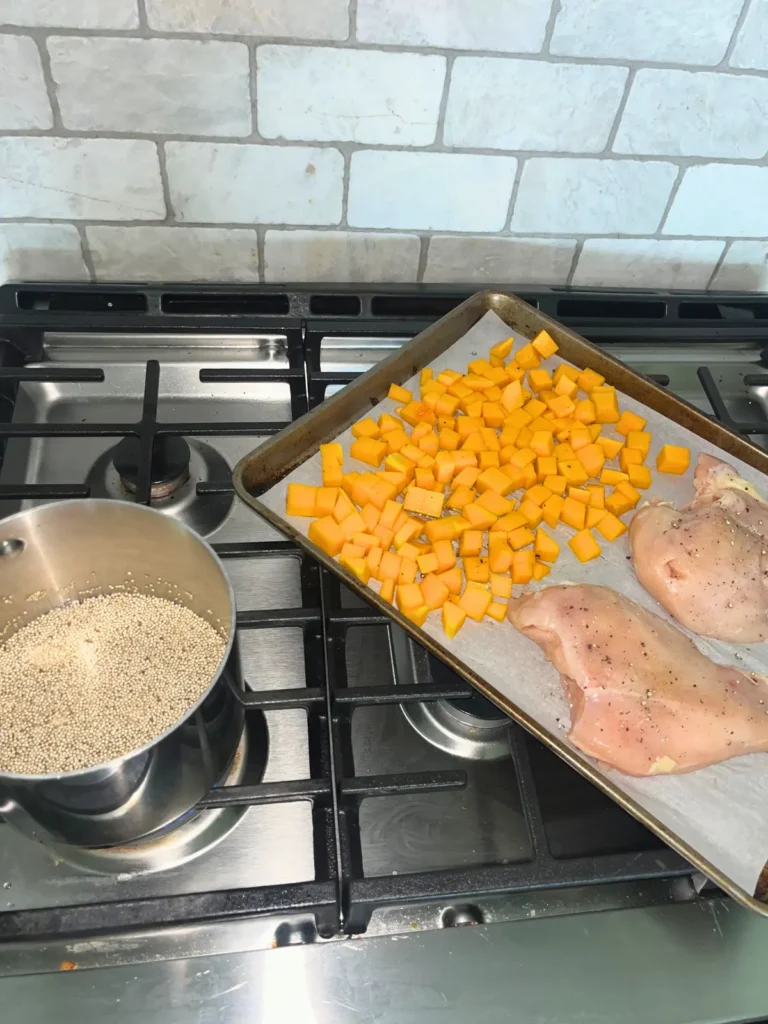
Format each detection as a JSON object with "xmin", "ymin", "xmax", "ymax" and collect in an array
[{"xmin": 262, "ymin": 309, "xmax": 768, "ymax": 897}]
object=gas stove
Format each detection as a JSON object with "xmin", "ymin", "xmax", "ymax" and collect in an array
[{"xmin": 1, "ymin": 284, "xmax": 768, "ymax": 995}]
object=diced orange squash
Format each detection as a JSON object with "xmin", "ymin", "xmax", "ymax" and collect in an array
[
  {"xmin": 368, "ymin": 475, "xmax": 399, "ymax": 509},
  {"xmin": 351, "ymin": 437, "xmax": 387, "ymax": 467},
  {"xmin": 464, "ymin": 373, "xmax": 495, "ymax": 393},
  {"xmin": 403, "ymin": 603, "xmax": 429, "ymax": 627},
  {"xmin": 383, "ymin": 429, "xmax": 408, "ymax": 455},
  {"xmin": 339, "ymin": 510, "xmax": 366, "ymax": 541},
  {"xmin": 528, "ymin": 368, "xmax": 553, "ymax": 393},
  {"xmin": 286, "ymin": 483, "xmax": 318, "ymax": 517},
  {"xmin": 414, "ymin": 468, "xmax": 438, "ymax": 491},
  {"xmin": 463, "ymin": 503, "xmax": 498, "ymax": 530},
  {"xmin": 461, "ymin": 431, "xmax": 486, "ymax": 453},
  {"xmin": 522, "ymin": 483, "xmax": 550, "ymax": 507},
  {"xmin": 490, "ymin": 573, "xmax": 512, "ymax": 599},
  {"xmin": 377, "ymin": 499, "xmax": 399, "ymax": 530},
  {"xmin": 442, "ymin": 597, "xmax": 467, "ymax": 637},
  {"xmin": 574, "ymin": 398, "xmax": 596, "ymax": 424},
  {"xmin": 446, "ymin": 484, "xmax": 475, "ymax": 511},
  {"xmin": 604, "ymin": 489, "xmax": 634, "ymax": 518},
  {"xmin": 352, "ymin": 417, "xmax": 380, "ymax": 440},
  {"xmin": 459, "ymin": 585, "xmax": 493, "ymax": 622},
  {"xmin": 451, "ymin": 465, "xmax": 479, "ymax": 488},
  {"xmin": 508, "ymin": 525, "xmax": 535, "ymax": 550},
  {"xmin": 586, "ymin": 507, "xmax": 606, "ymax": 529},
  {"xmin": 488, "ymin": 535, "xmax": 513, "ymax": 573},
  {"xmin": 378, "ymin": 577, "xmax": 395, "ymax": 604},
  {"xmin": 508, "ymin": 447, "xmax": 536, "ymax": 470},
  {"xmin": 314, "ymin": 486, "xmax": 339, "ymax": 518},
  {"xmin": 393, "ymin": 517, "xmax": 422, "ymax": 549},
  {"xmin": 536, "ymin": 455, "xmax": 557, "ymax": 481},
  {"xmin": 480, "ymin": 427, "xmax": 501, "ymax": 452},
  {"xmin": 577, "ymin": 368, "xmax": 605, "ymax": 393},
  {"xmin": 478, "ymin": 451, "xmax": 500, "ymax": 470},
  {"xmin": 656, "ymin": 444, "xmax": 690, "ymax": 475},
  {"xmin": 487, "ymin": 601, "xmax": 507, "ymax": 622},
  {"xmin": 339, "ymin": 541, "xmax": 365, "ymax": 564},
  {"xmin": 418, "ymin": 430, "xmax": 439, "ymax": 458},
  {"xmin": 322, "ymin": 458, "xmax": 343, "ymax": 487},
  {"xmin": 592, "ymin": 390, "xmax": 619, "ymax": 424},
  {"xmin": 568, "ymin": 425, "xmax": 591, "ymax": 451},
  {"xmin": 320, "ymin": 441, "xmax": 343, "ymax": 463},
  {"xmin": 560, "ymin": 496, "xmax": 586, "ymax": 530},
  {"xmin": 600, "ymin": 468, "xmax": 628, "ymax": 486},
  {"xmin": 437, "ymin": 369, "xmax": 462, "ymax": 387},
  {"xmin": 512, "ymin": 549, "xmax": 535, "ymax": 584},
  {"xmin": 420, "ymin": 367, "xmax": 433, "ymax": 386},
  {"xmin": 628, "ymin": 464, "xmax": 652, "ymax": 489},
  {"xmin": 542, "ymin": 474, "xmax": 567, "ymax": 496},
  {"xmin": 397, "ymin": 582, "xmax": 423, "ymax": 613},
  {"xmin": 515, "ymin": 343, "xmax": 541, "ymax": 370},
  {"xmin": 428, "ymin": 539, "xmax": 454, "ymax": 572},
  {"xmin": 541, "ymin": 494, "xmax": 565, "ymax": 530},
  {"xmin": 464, "ymin": 556, "xmax": 490, "ymax": 584},
  {"xmin": 501, "ymin": 379, "xmax": 525, "ymax": 413},
  {"xmin": 586, "ymin": 484, "xmax": 605, "ymax": 509},
  {"xmin": 367, "ymin": 544, "xmax": 383, "ymax": 573},
  {"xmin": 518, "ymin": 498, "xmax": 543, "ymax": 529},
  {"xmin": 554, "ymin": 441, "xmax": 575, "ymax": 462},
  {"xmin": 490, "ymin": 510, "xmax": 524, "ymax": 533},
  {"xmin": 388, "ymin": 383, "xmax": 412, "ymax": 404},
  {"xmin": 619, "ymin": 447, "xmax": 645, "ymax": 472},
  {"xmin": 596, "ymin": 436, "xmax": 623, "ymax": 459},
  {"xmin": 378, "ymin": 413, "xmax": 401, "ymax": 435},
  {"xmin": 420, "ymin": 518, "xmax": 453, "ymax": 544},
  {"xmin": 456, "ymin": 416, "xmax": 485, "ymax": 439},
  {"xmin": 437, "ymin": 566, "xmax": 462, "ymax": 596},
  {"xmin": 331, "ymin": 489, "xmax": 354, "ymax": 525},
  {"xmin": 588, "ymin": 424, "xmax": 602, "ymax": 441},
  {"xmin": 400, "ymin": 400, "xmax": 437, "ymax": 428},
  {"xmin": 615, "ymin": 480, "xmax": 641, "ymax": 508},
  {"xmin": 352, "ymin": 532, "xmax": 380, "ymax": 553},
  {"xmin": 416, "ymin": 551, "xmax": 439, "ymax": 576},
  {"xmin": 345, "ymin": 557, "xmax": 371, "ymax": 585},
  {"xmin": 477, "ymin": 490, "xmax": 514, "ymax": 517},
  {"xmin": 569, "ymin": 529, "xmax": 601, "ymax": 563},
  {"xmin": 352, "ymin": 473, "xmax": 378, "ymax": 509},
  {"xmin": 379, "ymin": 551, "xmax": 402, "ymax": 581},
  {"xmin": 398, "ymin": 557, "xmax": 418, "ymax": 585},
  {"xmin": 626, "ymin": 431, "xmax": 651, "ymax": 456},
  {"xmin": 532, "ymin": 329, "xmax": 558, "ymax": 359},
  {"xmin": 575, "ymin": 442, "xmax": 605, "ymax": 479},
  {"xmin": 554, "ymin": 374, "xmax": 578, "ymax": 399},
  {"xmin": 615, "ymin": 409, "xmax": 647, "ymax": 437},
  {"xmin": 385, "ymin": 451, "xmax": 416, "ymax": 478},
  {"xmin": 360, "ymin": 502, "xmax": 380, "ymax": 532},
  {"xmin": 309, "ymin": 516, "xmax": 346, "ymax": 557},
  {"xmin": 411, "ymin": 421, "xmax": 430, "ymax": 443},
  {"xmin": 476, "ymin": 466, "xmax": 515, "ymax": 496},
  {"xmin": 595, "ymin": 512, "xmax": 627, "ymax": 542},
  {"xmin": 480, "ymin": 401, "xmax": 504, "ymax": 428},
  {"xmin": 420, "ymin": 573, "xmax": 450, "ymax": 611},
  {"xmin": 553, "ymin": 364, "xmax": 579, "ymax": 385},
  {"xmin": 460, "ymin": 530, "xmax": 484, "ymax": 557},
  {"xmin": 533, "ymin": 560, "xmax": 551, "ymax": 581},
  {"xmin": 559, "ymin": 460, "xmax": 589, "ymax": 487},
  {"xmin": 435, "ymin": 394, "xmax": 461, "ymax": 417},
  {"xmin": 567, "ymin": 486, "xmax": 591, "ymax": 505},
  {"xmin": 438, "ymin": 427, "xmax": 461, "ymax": 452},
  {"xmin": 548, "ymin": 394, "xmax": 576, "ymax": 419},
  {"xmin": 534, "ymin": 527, "xmax": 560, "ymax": 563},
  {"xmin": 530, "ymin": 430, "xmax": 555, "ymax": 457}
]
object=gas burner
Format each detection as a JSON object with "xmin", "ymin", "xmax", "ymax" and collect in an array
[
  {"xmin": 85, "ymin": 437, "xmax": 234, "ymax": 537},
  {"xmin": 401, "ymin": 653, "xmax": 512, "ymax": 762},
  {"xmin": 50, "ymin": 710, "xmax": 268, "ymax": 876}
]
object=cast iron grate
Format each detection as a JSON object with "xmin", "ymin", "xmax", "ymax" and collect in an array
[{"xmin": 0, "ymin": 284, "xmax": 765, "ymax": 943}]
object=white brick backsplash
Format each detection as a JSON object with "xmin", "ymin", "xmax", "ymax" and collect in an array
[
  {"xmin": 49, "ymin": 38, "xmax": 250, "ymax": 137},
  {"xmin": 573, "ymin": 239, "xmax": 724, "ymax": 289},
  {"xmin": 0, "ymin": 224, "xmax": 88, "ymax": 284},
  {"xmin": 551, "ymin": 0, "xmax": 744, "ymax": 64},
  {"xmin": 711, "ymin": 242, "xmax": 768, "ymax": 291},
  {"xmin": 0, "ymin": 139, "xmax": 164, "ymax": 220},
  {"xmin": 145, "ymin": 0, "xmax": 349, "ymax": 40},
  {"xmin": 0, "ymin": 0, "xmax": 137, "ymax": 28},
  {"xmin": 665, "ymin": 165, "xmax": 768, "ymax": 238},
  {"xmin": 165, "ymin": 143, "xmax": 343, "ymax": 225},
  {"xmin": 614, "ymin": 70, "xmax": 768, "ymax": 159},
  {"xmin": 445, "ymin": 58, "xmax": 627, "ymax": 153},
  {"xmin": 357, "ymin": 0, "xmax": 552, "ymax": 52},
  {"xmin": 264, "ymin": 230, "xmax": 420, "ymax": 282},
  {"xmin": 348, "ymin": 152, "xmax": 517, "ymax": 232},
  {"xmin": 257, "ymin": 47, "xmax": 444, "ymax": 146},
  {"xmin": 731, "ymin": 0, "xmax": 768, "ymax": 70},
  {"xmin": 424, "ymin": 236, "xmax": 577, "ymax": 284},
  {"xmin": 512, "ymin": 159, "xmax": 677, "ymax": 234},
  {"xmin": 86, "ymin": 226, "xmax": 259, "ymax": 282},
  {"xmin": 0, "ymin": 36, "xmax": 52, "ymax": 130}
]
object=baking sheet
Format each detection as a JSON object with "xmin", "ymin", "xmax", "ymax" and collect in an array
[{"xmin": 261, "ymin": 309, "xmax": 768, "ymax": 898}]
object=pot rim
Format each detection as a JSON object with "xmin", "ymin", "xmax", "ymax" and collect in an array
[{"xmin": 0, "ymin": 499, "xmax": 237, "ymax": 783}]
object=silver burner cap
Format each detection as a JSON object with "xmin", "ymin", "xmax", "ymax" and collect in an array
[{"xmin": 401, "ymin": 698, "xmax": 512, "ymax": 762}]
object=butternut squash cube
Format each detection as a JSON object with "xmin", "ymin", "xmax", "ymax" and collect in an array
[
  {"xmin": 508, "ymin": 525, "xmax": 535, "ymax": 550},
  {"xmin": 628, "ymin": 464, "xmax": 652, "ymax": 489},
  {"xmin": 339, "ymin": 510, "xmax": 366, "ymax": 541},
  {"xmin": 656, "ymin": 444, "xmax": 690, "ymax": 475},
  {"xmin": 315, "ymin": 486, "xmax": 339, "ymax": 518},
  {"xmin": 459, "ymin": 530, "xmax": 484, "ymax": 557},
  {"xmin": 388, "ymin": 383, "xmax": 412, "ymax": 404},
  {"xmin": 352, "ymin": 417, "xmax": 381, "ymax": 440},
  {"xmin": 477, "ymin": 490, "xmax": 514, "ymax": 517},
  {"xmin": 446, "ymin": 484, "xmax": 475, "ymax": 511},
  {"xmin": 459, "ymin": 585, "xmax": 492, "ymax": 622},
  {"xmin": 438, "ymin": 566, "xmax": 463, "ymax": 595},
  {"xmin": 619, "ymin": 447, "xmax": 645, "ymax": 473},
  {"xmin": 532, "ymin": 329, "xmax": 558, "ymax": 358},
  {"xmin": 577, "ymin": 368, "xmax": 605, "ymax": 394},
  {"xmin": 600, "ymin": 468, "xmax": 629, "ymax": 486},
  {"xmin": 534, "ymin": 527, "xmax": 560, "ymax": 563},
  {"xmin": 464, "ymin": 556, "xmax": 490, "ymax": 584},
  {"xmin": 351, "ymin": 437, "xmax": 387, "ymax": 468},
  {"xmin": 615, "ymin": 409, "xmax": 647, "ymax": 437},
  {"xmin": 593, "ymin": 390, "xmax": 619, "ymax": 424},
  {"xmin": 596, "ymin": 436, "xmax": 623, "ymax": 459},
  {"xmin": 442, "ymin": 597, "xmax": 467, "ymax": 636},
  {"xmin": 533, "ymin": 560, "xmax": 551, "ymax": 581},
  {"xmin": 512, "ymin": 549, "xmax": 535, "ymax": 584},
  {"xmin": 462, "ymin": 503, "xmax": 498, "ymax": 530},
  {"xmin": 477, "ymin": 466, "xmax": 515, "ymax": 496},
  {"xmin": 573, "ymin": 398, "xmax": 596, "ymax": 424},
  {"xmin": 492, "ymin": 510, "xmax": 526, "ymax": 533},
  {"xmin": 516, "ymin": 343, "xmax": 540, "ymax": 370},
  {"xmin": 320, "ymin": 442, "xmax": 343, "ymax": 463},
  {"xmin": 568, "ymin": 529, "xmax": 601, "ymax": 563},
  {"xmin": 559, "ymin": 460, "xmax": 589, "ymax": 487},
  {"xmin": 420, "ymin": 573, "xmax": 449, "ymax": 611},
  {"xmin": 595, "ymin": 511, "xmax": 626, "ymax": 542},
  {"xmin": 626, "ymin": 431, "xmax": 652, "ymax": 456},
  {"xmin": 586, "ymin": 484, "xmax": 605, "ymax": 509},
  {"xmin": 403, "ymin": 486, "xmax": 444, "ymax": 518},
  {"xmin": 400, "ymin": 400, "xmax": 437, "ymax": 428},
  {"xmin": 575, "ymin": 442, "xmax": 605, "ymax": 479},
  {"xmin": 567, "ymin": 487, "xmax": 591, "ymax": 505},
  {"xmin": 398, "ymin": 557, "xmax": 418, "ymax": 585},
  {"xmin": 286, "ymin": 483, "xmax": 318, "ymax": 517},
  {"xmin": 604, "ymin": 489, "xmax": 634, "ymax": 518},
  {"xmin": 490, "ymin": 573, "xmax": 513, "ymax": 599},
  {"xmin": 560, "ymin": 496, "xmax": 586, "ymax": 530},
  {"xmin": 586, "ymin": 507, "xmax": 606, "ymax": 529},
  {"xmin": 322, "ymin": 458, "xmax": 343, "ymax": 487},
  {"xmin": 541, "ymin": 494, "xmax": 565, "ymax": 530},
  {"xmin": 542, "ymin": 474, "xmax": 567, "ymax": 496},
  {"xmin": 518, "ymin": 498, "xmax": 543, "ymax": 529},
  {"xmin": 488, "ymin": 535, "xmax": 513, "ymax": 573},
  {"xmin": 308, "ymin": 516, "xmax": 345, "ymax": 557}
]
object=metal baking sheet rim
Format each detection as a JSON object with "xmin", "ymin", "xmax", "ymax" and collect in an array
[{"xmin": 233, "ymin": 289, "xmax": 768, "ymax": 917}]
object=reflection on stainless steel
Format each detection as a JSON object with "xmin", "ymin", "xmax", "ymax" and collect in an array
[{"xmin": 0, "ymin": 500, "xmax": 242, "ymax": 849}]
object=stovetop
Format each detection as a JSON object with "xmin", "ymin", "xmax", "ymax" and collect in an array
[{"xmin": 2, "ymin": 283, "xmax": 768, "ymax": 970}]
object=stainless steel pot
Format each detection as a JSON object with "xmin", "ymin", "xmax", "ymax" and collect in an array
[{"xmin": 0, "ymin": 500, "xmax": 243, "ymax": 848}]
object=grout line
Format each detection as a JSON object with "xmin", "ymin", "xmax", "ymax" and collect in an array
[
  {"xmin": 33, "ymin": 33, "xmax": 64, "ymax": 131},
  {"xmin": 348, "ymin": 0, "xmax": 359, "ymax": 43},
  {"xmin": 503, "ymin": 158, "xmax": 527, "ymax": 232},
  {"xmin": 155, "ymin": 142, "xmax": 174, "ymax": 222},
  {"xmin": 719, "ymin": 0, "xmax": 753, "ymax": 67},
  {"xmin": 434, "ymin": 53, "xmax": 455, "ymax": 147},
  {"xmin": 415, "ymin": 235, "xmax": 430, "ymax": 282},
  {"xmin": 135, "ymin": 0, "xmax": 150, "ymax": 33},
  {"xmin": 256, "ymin": 224, "xmax": 267, "ymax": 284},
  {"xmin": 604, "ymin": 67, "xmax": 635, "ymax": 153},
  {"xmin": 248, "ymin": 42, "xmax": 259, "ymax": 139},
  {"xmin": 705, "ymin": 240, "xmax": 731, "ymax": 288},
  {"xmin": 2, "ymin": 25, "xmax": 768, "ymax": 78},
  {"xmin": 75, "ymin": 224, "xmax": 96, "ymax": 281},
  {"xmin": 540, "ymin": 0, "xmax": 562, "ymax": 55},
  {"xmin": 339, "ymin": 147, "xmax": 353, "ymax": 228},
  {"xmin": 657, "ymin": 165, "xmax": 687, "ymax": 234},
  {"xmin": 564, "ymin": 239, "xmax": 583, "ymax": 286}
]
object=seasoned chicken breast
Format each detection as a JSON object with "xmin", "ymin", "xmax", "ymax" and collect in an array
[
  {"xmin": 629, "ymin": 454, "xmax": 768, "ymax": 643},
  {"xmin": 507, "ymin": 583, "xmax": 768, "ymax": 776}
]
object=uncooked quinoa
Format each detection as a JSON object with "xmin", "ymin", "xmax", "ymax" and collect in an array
[{"xmin": 0, "ymin": 593, "xmax": 227, "ymax": 775}]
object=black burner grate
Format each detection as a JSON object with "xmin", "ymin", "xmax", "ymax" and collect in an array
[{"xmin": 1, "ymin": 283, "xmax": 766, "ymax": 943}]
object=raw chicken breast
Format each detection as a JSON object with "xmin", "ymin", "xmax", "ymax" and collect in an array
[
  {"xmin": 507, "ymin": 583, "xmax": 768, "ymax": 776},
  {"xmin": 629, "ymin": 454, "xmax": 768, "ymax": 642}
]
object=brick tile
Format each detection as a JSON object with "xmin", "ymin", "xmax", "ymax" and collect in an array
[
  {"xmin": 146, "ymin": 0, "xmax": 349, "ymax": 40},
  {"xmin": 0, "ymin": 0, "xmax": 137, "ymax": 28},
  {"xmin": 0, "ymin": 224, "xmax": 88, "ymax": 284},
  {"xmin": 424, "ymin": 235, "xmax": 576, "ymax": 284},
  {"xmin": 731, "ymin": 0, "xmax": 768, "ymax": 70},
  {"xmin": 664, "ymin": 165, "xmax": 768, "ymax": 237},
  {"xmin": 711, "ymin": 242, "xmax": 768, "ymax": 291},
  {"xmin": 573, "ymin": 238, "xmax": 724, "ymax": 289},
  {"xmin": 87, "ymin": 226, "xmax": 260, "ymax": 281},
  {"xmin": 264, "ymin": 230, "xmax": 420, "ymax": 282},
  {"xmin": 0, "ymin": 35, "xmax": 52, "ymax": 130}
]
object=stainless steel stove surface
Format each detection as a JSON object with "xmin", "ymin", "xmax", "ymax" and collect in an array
[{"xmin": 2, "ymin": 286, "xmax": 768, "ymax": 1024}]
